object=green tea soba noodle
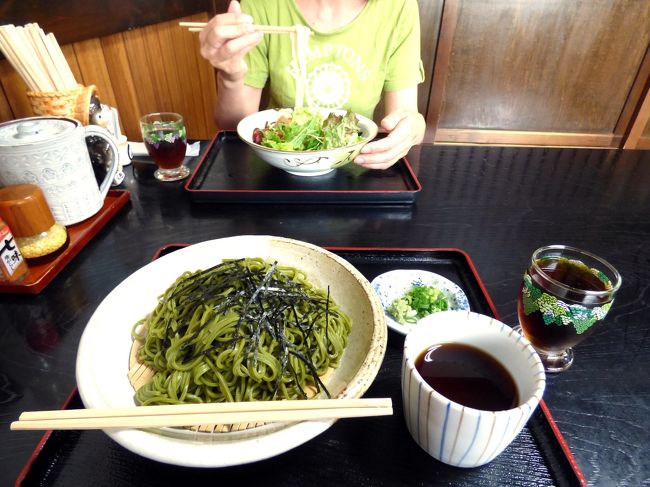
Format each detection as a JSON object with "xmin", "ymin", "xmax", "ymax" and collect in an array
[
  {"xmin": 131, "ymin": 257, "xmax": 352, "ymax": 406},
  {"xmin": 290, "ymin": 25, "xmax": 311, "ymax": 109}
]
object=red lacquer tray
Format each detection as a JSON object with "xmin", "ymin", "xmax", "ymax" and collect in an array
[
  {"xmin": 16, "ymin": 246, "xmax": 585, "ymax": 487},
  {"xmin": 0, "ymin": 190, "xmax": 130, "ymax": 294}
]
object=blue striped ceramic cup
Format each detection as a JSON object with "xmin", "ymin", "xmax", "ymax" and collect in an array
[{"xmin": 402, "ymin": 311, "xmax": 546, "ymax": 468}]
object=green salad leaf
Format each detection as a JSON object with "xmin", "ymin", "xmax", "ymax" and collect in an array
[
  {"xmin": 252, "ymin": 108, "xmax": 364, "ymax": 151},
  {"xmin": 388, "ymin": 285, "xmax": 449, "ymax": 325}
]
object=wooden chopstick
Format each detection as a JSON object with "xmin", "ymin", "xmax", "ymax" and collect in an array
[
  {"xmin": 11, "ymin": 398, "xmax": 393, "ymax": 431},
  {"xmin": 179, "ymin": 21, "xmax": 311, "ymax": 35},
  {"xmin": 0, "ymin": 23, "xmax": 77, "ymax": 92}
]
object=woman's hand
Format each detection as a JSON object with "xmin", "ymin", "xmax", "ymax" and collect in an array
[
  {"xmin": 353, "ymin": 87, "xmax": 425, "ymax": 170},
  {"xmin": 199, "ymin": 0, "xmax": 263, "ymax": 82}
]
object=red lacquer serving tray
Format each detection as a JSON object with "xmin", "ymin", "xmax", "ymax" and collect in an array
[
  {"xmin": 0, "ymin": 190, "xmax": 130, "ymax": 294},
  {"xmin": 16, "ymin": 246, "xmax": 586, "ymax": 487}
]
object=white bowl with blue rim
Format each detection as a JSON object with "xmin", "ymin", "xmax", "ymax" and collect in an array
[{"xmin": 371, "ymin": 269, "xmax": 470, "ymax": 336}]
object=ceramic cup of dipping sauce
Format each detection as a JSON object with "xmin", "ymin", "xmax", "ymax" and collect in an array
[{"xmin": 402, "ymin": 311, "xmax": 546, "ymax": 468}]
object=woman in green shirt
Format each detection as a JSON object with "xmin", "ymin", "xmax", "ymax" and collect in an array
[{"xmin": 199, "ymin": 0, "xmax": 425, "ymax": 170}]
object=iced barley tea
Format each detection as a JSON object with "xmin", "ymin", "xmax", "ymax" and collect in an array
[{"xmin": 518, "ymin": 256, "xmax": 613, "ymax": 353}]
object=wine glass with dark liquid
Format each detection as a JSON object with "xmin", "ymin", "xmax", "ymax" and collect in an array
[
  {"xmin": 139, "ymin": 112, "xmax": 190, "ymax": 182},
  {"xmin": 516, "ymin": 245, "xmax": 621, "ymax": 373}
]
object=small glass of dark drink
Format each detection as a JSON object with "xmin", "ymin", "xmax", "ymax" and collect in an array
[
  {"xmin": 139, "ymin": 112, "xmax": 189, "ymax": 182},
  {"xmin": 516, "ymin": 245, "xmax": 621, "ymax": 373}
]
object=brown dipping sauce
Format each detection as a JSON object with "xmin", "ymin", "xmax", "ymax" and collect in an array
[{"xmin": 415, "ymin": 343, "xmax": 519, "ymax": 411}]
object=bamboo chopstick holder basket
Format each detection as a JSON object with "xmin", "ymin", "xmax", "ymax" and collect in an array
[{"xmin": 26, "ymin": 84, "xmax": 96, "ymax": 125}]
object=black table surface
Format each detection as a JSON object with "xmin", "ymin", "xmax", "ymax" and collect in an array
[{"xmin": 1, "ymin": 144, "xmax": 649, "ymax": 486}]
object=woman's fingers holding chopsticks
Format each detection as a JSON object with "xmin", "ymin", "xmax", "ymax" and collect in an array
[
  {"xmin": 200, "ymin": 0, "xmax": 255, "ymax": 45},
  {"xmin": 198, "ymin": 0, "xmax": 262, "ymax": 75}
]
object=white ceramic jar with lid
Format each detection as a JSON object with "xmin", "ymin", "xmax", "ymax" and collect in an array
[{"xmin": 0, "ymin": 116, "xmax": 119, "ymax": 225}]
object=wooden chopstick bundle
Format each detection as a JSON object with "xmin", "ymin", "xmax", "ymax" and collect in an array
[
  {"xmin": 179, "ymin": 21, "xmax": 312, "ymax": 35},
  {"xmin": 11, "ymin": 398, "xmax": 393, "ymax": 431},
  {"xmin": 0, "ymin": 23, "xmax": 77, "ymax": 92}
]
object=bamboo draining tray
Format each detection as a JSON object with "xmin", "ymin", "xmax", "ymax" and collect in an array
[{"xmin": 128, "ymin": 327, "xmax": 329, "ymax": 433}]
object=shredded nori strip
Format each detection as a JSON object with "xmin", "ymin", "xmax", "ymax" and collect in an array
[{"xmin": 134, "ymin": 258, "xmax": 352, "ymax": 405}]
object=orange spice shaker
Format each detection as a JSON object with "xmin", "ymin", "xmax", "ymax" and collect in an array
[
  {"xmin": 0, "ymin": 216, "xmax": 29, "ymax": 282},
  {"xmin": 0, "ymin": 184, "xmax": 68, "ymax": 259}
]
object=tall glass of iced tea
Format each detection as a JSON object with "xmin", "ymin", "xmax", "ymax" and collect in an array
[
  {"xmin": 516, "ymin": 245, "xmax": 621, "ymax": 373},
  {"xmin": 139, "ymin": 112, "xmax": 189, "ymax": 182}
]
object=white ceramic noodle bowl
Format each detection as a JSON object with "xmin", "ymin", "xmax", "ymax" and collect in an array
[
  {"xmin": 76, "ymin": 235, "xmax": 387, "ymax": 467},
  {"xmin": 237, "ymin": 108, "xmax": 378, "ymax": 177},
  {"xmin": 402, "ymin": 311, "xmax": 546, "ymax": 468}
]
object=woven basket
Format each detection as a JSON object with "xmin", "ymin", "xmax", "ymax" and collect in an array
[
  {"xmin": 26, "ymin": 84, "xmax": 96, "ymax": 125},
  {"xmin": 73, "ymin": 84, "xmax": 96, "ymax": 125}
]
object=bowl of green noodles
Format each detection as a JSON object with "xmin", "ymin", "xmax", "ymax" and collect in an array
[
  {"xmin": 237, "ymin": 107, "xmax": 378, "ymax": 177},
  {"xmin": 76, "ymin": 235, "xmax": 387, "ymax": 467}
]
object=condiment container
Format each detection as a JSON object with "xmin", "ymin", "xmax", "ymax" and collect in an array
[
  {"xmin": 0, "ymin": 184, "xmax": 68, "ymax": 259},
  {"xmin": 0, "ymin": 216, "xmax": 29, "ymax": 282}
]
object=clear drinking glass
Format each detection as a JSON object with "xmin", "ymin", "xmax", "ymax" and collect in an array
[
  {"xmin": 139, "ymin": 112, "xmax": 189, "ymax": 182},
  {"xmin": 516, "ymin": 245, "xmax": 621, "ymax": 373}
]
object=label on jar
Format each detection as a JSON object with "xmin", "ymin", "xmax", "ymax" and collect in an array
[{"xmin": 0, "ymin": 224, "xmax": 26, "ymax": 278}]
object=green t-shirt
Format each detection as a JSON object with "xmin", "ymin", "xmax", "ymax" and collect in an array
[{"xmin": 241, "ymin": 0, "xmax": 425, "ymax": 120}]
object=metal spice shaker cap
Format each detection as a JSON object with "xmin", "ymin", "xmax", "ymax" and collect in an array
[{"xmin": 0, "ymin": 184, "xmax": 55, "ymax": 237}]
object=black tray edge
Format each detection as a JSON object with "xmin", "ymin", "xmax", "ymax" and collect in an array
[{"xmin": 15, "ymin": 387, "xmax": 79, "ymax": 487}]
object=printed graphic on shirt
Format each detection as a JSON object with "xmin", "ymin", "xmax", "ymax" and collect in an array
[
  {"xmin": 286, "ymin": 43, "xmax": 370, "ymax": 110},
  {"xmin": 307, "ymin": 63, "xmax": 350, "ymax": 108}
]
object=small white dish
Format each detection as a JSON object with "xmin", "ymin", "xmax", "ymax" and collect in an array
[{"xmin": 371, "ymin": 269, "xmax": 470, "ymax": 336}]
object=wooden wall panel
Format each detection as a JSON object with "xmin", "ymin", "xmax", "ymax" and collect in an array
[
  {"xmin": 0, "ymin": 12, "xmax": 217, "ymax": 141},
  {"xmin": 0, "ymin": 0, "xmax": 213, "ymax": 46},
  {"xmin": 434, "ymin": 0, "xmax": 650, "ymax": 145},
  {"xmin": 0, "ymin": 81, "xmax": 13, "ymax": 121},
  {"xmin": 72, "ymin": 39, "xmax": 118, "ymax": 106},
  {"xmin": 61, "ymin": 45, "xmax": 83, "ymax": 87},
  {"xmin": 100, "ymin": 34, "xmax": 142, "ymax": 140},
  {"xmin": 624, "ymin": 93, "xmax": 650, "ymax": 150},
  {"xmin": 117, "ymin": 13, "xmax": 217, "ymax": 140},
  {"xmin": 0, "ymin": 61, "xmax": 31, "ymax": 119},
  {"xmin": 416, "ymin": 0, "xmax": 444, "ymax": 116}
]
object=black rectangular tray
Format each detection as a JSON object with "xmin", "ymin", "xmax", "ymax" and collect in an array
[
  {"xmin": 184, "ymin": 132, "xmax": 421, "ymax": 204},
  {"xmin": 16, "ymin": 246, "xmax": 585, "ymax": 487}
]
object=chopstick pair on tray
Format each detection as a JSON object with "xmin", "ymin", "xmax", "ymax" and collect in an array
[
  {"xmin": 178, "ymin": 21, "xmax": 313, "ymax": 35},
  {"xmin": 11, "ymin": 398, "xmax": 393, "ymax": 431}
]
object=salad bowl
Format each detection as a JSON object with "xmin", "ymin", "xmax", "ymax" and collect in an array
[{"xmin": 237, "ymin": 108, "xmax": 378, "ymax": 176}]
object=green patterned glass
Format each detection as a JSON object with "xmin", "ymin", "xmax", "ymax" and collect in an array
[
  {"xmin": 139, "ymin": 112, "xmax": 189, "ymax": 182},
  {"xmin": 516, "ymin": 245, "xmax": 621, "ymax": 373}
]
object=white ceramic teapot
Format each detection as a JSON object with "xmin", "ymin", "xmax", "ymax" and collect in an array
[{"xmin": 0, "ymin": 116, "xmax": 119, "ymax": 225}]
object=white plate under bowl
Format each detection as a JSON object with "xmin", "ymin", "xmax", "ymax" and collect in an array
[
  {"xmin": 371, "ymin": 269, "xmax": 470, "ymax": 336},
  {"xmin": 76, "ymin": 235, "xmax": 386, "ymax": 467}
]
